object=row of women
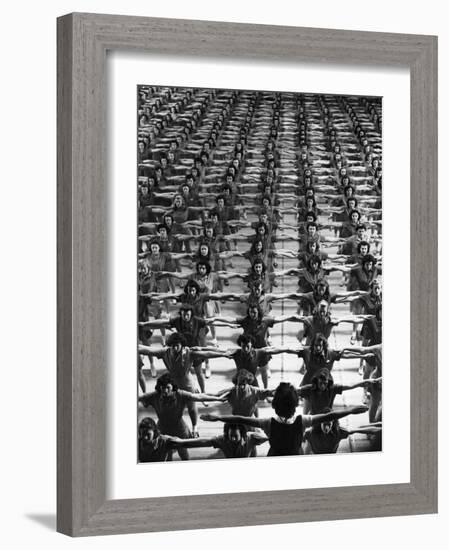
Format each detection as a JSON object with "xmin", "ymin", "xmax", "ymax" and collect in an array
[{"xmin": 136, "ymin": 86, "xmax": 382, "ymax": 462}]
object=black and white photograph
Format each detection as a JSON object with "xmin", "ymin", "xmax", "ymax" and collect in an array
[{"xmin": 136, "ymin": 85, "xmax": 382, "ymax": 462}]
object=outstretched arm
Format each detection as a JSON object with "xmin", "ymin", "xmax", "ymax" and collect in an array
[
  {"xmin": 190, "ymin": 347, "xmax": 235, "ymax": 360},
  {"xmin": 216, "ymin": 271, "xmax": 247, "ymax": 281},
  {"xmin": 347, "ymin": 425, "xmax": 382, "ymax": 436},
  {"xmin": 310, "ymin": 405, "xmax": 368, "ymax": 426},
  {"xmin": 209, "ymin": 315, "xmax": 238, "ymax": 324},
  {"xmin": 272, "ymin": 314, "xmax": 308, "ymax": 324},
  {"xmin": 340, "ymin": 377, "xmax": 382, "ymax": 392},
  {"xmin": 158, "ymin": 270, "xmax": 195, "ymax": 280},
  {"xmin": 334, "ymin": 314, "xmax": 375, "ymax": 325},
  {"xmin": 200, "ymin": 413, "xmax": 270, "ymax": 432},
  {"xmin": 168, "ymin": 436, "xmax": 216, "ymax": 449},
  {"xmin": 332, "ymin": 290, "xmax": 369, "ymax": 304},
  {"xmin": 340, "ymin": 346, "xmax": 378, "ymax": 359},
  {"xmin": 138, "ymin": 318, "xmax": 171, "ymax": 328},
  {"xmin": 259, "ymin": 345, "xmax": 303, "ymax": 356},
  {"xmin": 140, "ymin": 290, "xmax": 183, "ymax": 300},
  {"xmin": 138, "ymin": 345, "xmax": 167, "ymax": 358},
  {"xmin": 267, "ymin": 292, "xmax": 307, "ymax": 302},
  {"xmin": 207, "ymin": 291, "xmax": 245, "ymax": 302},
  {"xmin": 186, "ymin": 391, "xmax": 229, "ymax": 403}
]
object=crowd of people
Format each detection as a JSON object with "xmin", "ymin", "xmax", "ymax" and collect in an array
[{"xmin": 136, "ymin": 86, "xmax": 383, "ymax": 461}]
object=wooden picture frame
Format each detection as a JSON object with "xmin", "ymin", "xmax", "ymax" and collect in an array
[{"xmin": 57, "ymin": 12, "xmax": 438, "ymax": 536}]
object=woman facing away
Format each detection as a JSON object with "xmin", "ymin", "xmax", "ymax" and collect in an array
[{"xmin": 201, "ymin": 382, "xmax": 368, "ymax": 456}]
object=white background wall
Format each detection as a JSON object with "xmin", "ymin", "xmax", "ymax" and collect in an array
[{"xmin": 0, "ymin": 1, "xmax": 444, "ymax": 547}]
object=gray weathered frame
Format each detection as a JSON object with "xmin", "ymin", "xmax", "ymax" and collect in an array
[{"xmin": 57, "ymin": 12, "xmax": 438, "ymax": 537}]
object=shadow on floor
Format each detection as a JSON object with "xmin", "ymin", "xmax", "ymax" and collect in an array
[{"xmin": 25, "ymin": 513, "xmax": 56, "ymax": 531}]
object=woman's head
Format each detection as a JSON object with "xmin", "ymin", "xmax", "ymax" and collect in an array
[
  {"xmin": 362, "ymin": 254, "xmax": 377, "ymax": 272},
  {"xmin": 307, "ymin": 254, "xmax": 322, "ymax": 272},
  {"xmin": 237, "ymin": 334, "xmax": 255, "ymax": 353},
  {"xmin": 184, "ymin": 279, "xmax": 200, "ymax": 297},
  {"xmin": 306, "ymin": 222, "xmax": 318, "ymax": 236},
  {"xmin": 247, "ymin": 304, "xmax": 263, "ymax": 321},
  {"xmin": 251, "ymin": 239, "xmax": 265, "ymax": 254},
  {"xmin": 272, "ymin": 383, "xmax": 299, "ymax": 419},
  {"xmin": 256, "ymin": 222, "xmax": 268, "ymax": 236},
  {"xmin": 223, "ymin": 423, "xmax": 247, "ymax": 443},
  {"xmin": 314, "ymin": 278, "xmax": 329, "ymax": 297},
  {"xmin": 173, "ymin": 194, "xmax": 185, "ymax": 209},
  {"xmin": 149, "ymin": 239, "xmax": 161, "ymax": 255},
  {"xmin": 138, "ymin": 417, "xmax": 160, "ymax": 442},
  {"xmin": 196, "ymin": 261, "xmax": 211, "ymax": 276},
  {"xmin": 251, "ymin": 259, "xmax": 266, "ymax": 276},
  {"xmin": 311, "ymin": 333, "xmax": 328, "ymax": 355},
  {"xmin": 155, "ymin": 373, "xmax": 178, "ymax": 394},
  {"xmin": 350, "ymin": 209, "xmax": 361, "ymax": 224},
  {"xmin": 166, "ymin": 332, "xmax": 187, "ymax": 351},
  {"xmin": 232, "ymin": 368, "xmax": 256, "ymax": 388},
  {"xmin": 163, "ymin": 213, "xmax": 173, "ymax": 227},
  {"xmin": 316, "ymin": 407, "xmax": 338, "ymax": 434},
  {"xmin": 311, "ymin": 368, "xmax": 334, "ymax": 391},
  {"xmin": 198, "ymin": 243, "xmax": 210, "ymax": 257},
  {"xmin": 370, "ymin": 278, "xmax": 382, "ymax": 296}
]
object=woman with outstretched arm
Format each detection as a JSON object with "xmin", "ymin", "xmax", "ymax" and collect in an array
[{"xmin": 201, "ymin": 382, "xmax": 368, "ymax": 456}]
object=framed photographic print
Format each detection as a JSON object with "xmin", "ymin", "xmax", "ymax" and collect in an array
[{"xmin": 57, "ymin": 13, "xmax": 437, "ymax": 536}]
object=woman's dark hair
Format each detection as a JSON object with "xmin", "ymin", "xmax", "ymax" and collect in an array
[
  {"xmin": 156, "ymin": 223, "xmax": 169, "ymax": 233},
  {"xmin": 250, "ymin": 259, "xmax": 266, "ymax": 273},
  {"xmin": 138, "ymin": 417, "xmax": 160, "ymax": 439},
  {"xmin": 155, "ymin": 373, "xmax": 178, "ymax": 393},
  {"xmin": 311, "ymin": 408, "xmax": 339, "ymax": 434},
  {"xmin": 179, "ymin": 304, "xmax": 194, "ymax": 314},
  {"xmin": 357, "ymin": 240, "xmax": 371, "ymax": 253},
  {"xmin": 250, "ymin": 239, "xmax": 265, "ymax": 255},
  {"xmin": 196, "ymin": 260, "xmax": 212, "ymax": 275},
  {"xmin": 246, "ymin": 304, "xmax": 263, "ymax": 320},
  {"xmin": 148, "ymin": 238, "xmax": 161, "ymax": 249},
  {"xmin": 305, "ymin": 196, "xmax": 317, "ymax": 208},
  {"xmin": 311, "ymin": 333, "xmax": 329, "ymax": 355},
  {"xmin": 304, "ymin": 211, "xmax": 317, "ymax": 223},
  {"xmin": 362, "ymin": 254, "xmax": 377, "ymax": 267},
  {"xmin": 203, "ymin": 224, "xmax": 216, "ymax": 237},
  {"xmin": 272, "ymin": 382, "xmax": 299, "ymax": 419},
  {"xmin": 172, "ymin": 194, "xmax": 186, "ymax": 209},
  {"xmin": 197, "ymin": 242, "xmax": 211, "ymax": 258},
  {"xmin": 221, "ymin": 184, "xmax": 232, "ymax": 194},
  {"xmin": 307, "ymin": 254, "xmax": 322, "ymax": 269},
  {"xmin": 255, "ymin": 222, "xmax": 268, "ymax": 235},
  {"xmin": 166, "ymin": 332, "xmax": 187, "ymax": 348},
  {"xmin": 311, "ymin": 368, "xmax": 334, "ymax": 389},
  {"xmin": 306, "ymin": 240, "xmax": 320, "ymax": 252},
  {"xmin": 261, "ymin": 194, "xmax": 272, "ymax": 205},
  {"xmin": 349, "ymin": 209, "xmax": 361, "ymax": 220},
  {"xmin": 237, "ymin": 334, "xmax": 255, "ymax": 347},
  {"xmin": 313, "ymin": 278, "xmax": 330, "ymax": 300},
  {"xmin": 369, "ymin": 278, "xmax": 382, "ymax": 291},
  {"xmin": 223, "ymin": 423, "xmax": 247, "ymax": 440},
  {"xmin": 346, "ymin": 197, "xmax": 358, "ymax": 209},
  {"xmin": 232, "ymin": 368, "xmax": 256, "ymax": 386},
  {"xmin": 183, "ymin": 279, "xmax": 201, "ymax": 295},
  {"xmin": 343, "ymin": 185, "xmax": 355, "ymax": 196}
]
